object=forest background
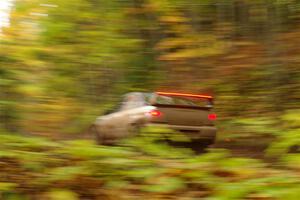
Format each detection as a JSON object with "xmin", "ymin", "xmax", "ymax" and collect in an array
[{"xmin": 0, "ymin": 0, "xmax": 300, "ymax": 199}]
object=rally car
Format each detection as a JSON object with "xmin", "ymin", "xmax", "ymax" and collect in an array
[{"xmin": 91, "ymin": 92, "xmax": 217, "ymax": 147}]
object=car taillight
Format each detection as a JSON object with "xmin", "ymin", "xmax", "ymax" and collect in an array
[
  {"xmin": 208, "ymin": 113, "xmax": 217, "ymax": 121},
  {"xmin": 149, "ymin": 110, "xmax": 162, "ymax": 117}
]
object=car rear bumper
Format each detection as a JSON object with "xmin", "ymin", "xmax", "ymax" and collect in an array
[{"xmin": 145, "ymin": 123, "xmax": 217, "ymax": 140}]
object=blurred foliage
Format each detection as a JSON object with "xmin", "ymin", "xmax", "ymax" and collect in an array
[
  {"xmin": 0, "ymin": 128, "xmax": 300, "ymax": 199},
  {"xmin": 1, "ymin": 0, "xmax": 300, "ymax": 199},
  {"xmin": 1, "ymin": 0, "xmax": 300, "ymax": 135}
]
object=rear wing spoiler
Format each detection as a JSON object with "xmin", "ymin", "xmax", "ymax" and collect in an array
[{"xmin": 156, "ymin": 92, "xmax": 213, "ymax": 100}]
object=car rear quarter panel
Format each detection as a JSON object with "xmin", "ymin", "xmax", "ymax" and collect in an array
[{"xmin": 94, "ymin": 106, "xmax": 156, "ymax": 139}]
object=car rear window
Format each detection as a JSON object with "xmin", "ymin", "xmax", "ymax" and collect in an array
[{"xmin": 144, "ymin": 93, "xmax": 213, "ymax": 108}]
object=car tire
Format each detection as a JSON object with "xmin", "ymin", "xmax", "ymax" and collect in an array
[
  {"xmin": 90, "ymin": 125, "xmax": 104, "ymax": 145},
  {"xmin": 190, "ymin": 138, "xmax": 216, "ymax": 152},
  {"xmin": 128, "ymin": 123, "xmax": 142, "ymax": 136},
  {"xmin": 91, "ymin": 125, "xmax": 117, "ymax": 145}
]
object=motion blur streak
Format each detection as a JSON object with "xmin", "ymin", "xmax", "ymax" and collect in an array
[{"xmin": 0, "ymin": 0, "xmax": 300, "ymax": 199}]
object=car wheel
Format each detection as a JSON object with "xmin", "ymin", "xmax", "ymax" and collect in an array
[
  {"xmin": 91, "ymin": 125, "xmax": 117, "ymax": 145},
  {"xmin": 190, "ymin": 138, "xmax": 216, "ymax": 152},
  {"xmin": 90, "ymin": 125, "xmax": 104, "ymax": 145},
  {"xmin": 128, "ymin": 123, "xmax": 142, "ymax": 136}
]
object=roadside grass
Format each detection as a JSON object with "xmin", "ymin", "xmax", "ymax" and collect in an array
[{"xmin": 1, "ymin": 126, "xmax": 300, "ymax": 199}]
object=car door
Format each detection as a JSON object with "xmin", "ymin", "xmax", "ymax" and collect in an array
[
  {"xmin": 95, "ymin": 101, "xmax": 123, "ymax": 139},
  {"xmin": 111, "ymin": 93, "xmax": 147, "ymax": 137},
  {"xmin": 100, "ymin": 94, "xmax": 137, "ymax": 139},
  {"xmin": 99, "ymin": 93, "xmax": 147, "ymax": 140}
]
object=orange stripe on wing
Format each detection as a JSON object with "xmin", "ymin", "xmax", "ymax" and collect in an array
[{"xmin": 156, "ymin": 92, "xmax": 213, "ymax": 99}]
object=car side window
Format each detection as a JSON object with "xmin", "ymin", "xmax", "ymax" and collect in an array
[
  {"xmin": 113, "ymin": 101, "xmax": 123, "ymax": 112},
  {"xmin": 121, "ymin": 93, "xmax": 145, "ymax": 110},
  {"xmin": 103, "ymin": 101, "xmax": 123, "ymax": 115}
]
